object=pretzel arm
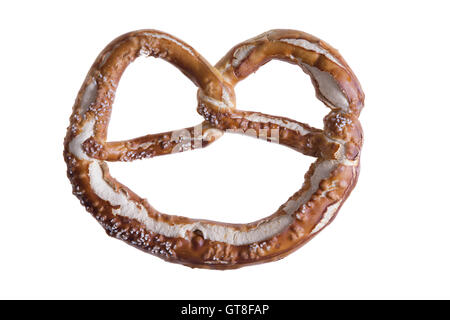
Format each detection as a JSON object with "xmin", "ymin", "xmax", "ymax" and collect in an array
[
  {"xmin": 198, "ymin": 104, "xmax": 340, "ymax": 159},
  {"xmin": 236, "ymin": 111, "xmax": 340, "ymax": 159},
  {"xmin": 82, "ymin": 121, "xmax": 223, "ymax": 162}
]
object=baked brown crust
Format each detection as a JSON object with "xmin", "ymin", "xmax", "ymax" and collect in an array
[{"xmin": 64, "ymin": 29, "xmax": 364, "ymax": 269}]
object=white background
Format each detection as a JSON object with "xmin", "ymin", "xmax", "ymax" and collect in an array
[{"xmin": 1, "ymin": 0, "xmax": 449, "ymax": 299}]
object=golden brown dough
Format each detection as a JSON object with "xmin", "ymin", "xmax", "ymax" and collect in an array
[{"xmin": 64, "ymin": 29, "xmax": 364, "ymax": 269}]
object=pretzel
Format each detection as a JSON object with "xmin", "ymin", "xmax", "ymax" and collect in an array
[{"xmin": 64, "ymin": 29, "xmax": 364, "ymax": 269}]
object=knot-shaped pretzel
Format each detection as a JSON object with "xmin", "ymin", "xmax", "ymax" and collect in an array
[{"xmin": 64, "ymin": 29, "xmax": 364, "ymax": 269}]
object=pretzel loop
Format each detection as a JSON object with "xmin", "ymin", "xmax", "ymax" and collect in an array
[
  {"xmin": 64, "ymin": 29, "xmax": 364, "ymax": 269},
  {"xmin": 197, "ymin": 30, "xmax": 363, "ymax": 160},
  {"xmin": 78, "ymin": 31, "xmax": 230, "ymax": 161}
]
